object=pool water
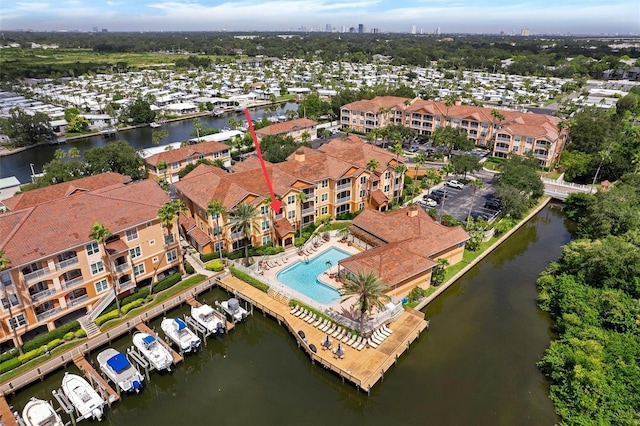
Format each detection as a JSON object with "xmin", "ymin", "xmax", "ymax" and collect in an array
[{"xmin": 276, "ymin": 247, "xmax": 350, "ymax": 304}]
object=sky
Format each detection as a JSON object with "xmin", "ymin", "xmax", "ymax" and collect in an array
[{"xmin": 1, "ymin": 0, "xmax": 639, "ymax": 35}]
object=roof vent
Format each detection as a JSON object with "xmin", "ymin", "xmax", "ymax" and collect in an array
[{"xmin": 294, "ymin": 149, "xmax": 305, "ymax": 162}]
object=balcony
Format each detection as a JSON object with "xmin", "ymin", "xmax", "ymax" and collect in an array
[
  {"xmin": 534, "ymin": 153, "xmax": 548, "ymax": 160},
  {"xmin": 335, "ymin": 197, "xmax": 351, "ymax": 205},
  {"xmin": 23, "ymin": 268, "xmax": 50, "ymax": 283},
  {"xmin": 113, "ymin": 262, "xmax": 130, "ymax": 274},
  {"xmin": 36, "ymin": 306, "xmax": 62, "ymax": 322},
  {"xmin": 119, "ymin": 280, "xmax": 135, "ymax": 291},
  {"xmin": 68, "ymin": 294, "xmax": 89, "ymax": 307},
  {"xmin": 336, "ymin": 182, "xmax": 351, "ymax": 191},
  {"xmin": 535, "ymin": 142, "xmax": 550, "ymax": 149},
  {"xmin": 54, "ymin": 256, "xmax": 79, "ymax": 271},
  {"xmin": 496, "ymin": 136, "xmax": 511, "ymax": 143},
  {"xmin": 61, "ymin": 276, "xmax": 84, "ymax": 290},
  {"xmin": 30, "ymin": 287, "xmax": 58, "ymax": 303},
  {"xmin": 494, "ymin": 145, "xmax": 510, "ymax": 153},
  {"xmin": 231, "ymin": 231, "xmax": 244, "ymax": 240}
]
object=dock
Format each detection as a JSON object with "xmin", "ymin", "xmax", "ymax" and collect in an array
[
  {"xmin": 71, "ymin": 354, "xmax": 120, "ymax": 404},
  {"xmin": 185, "ymin": 296, "xmax": 234, "ymax": 332},
  {"xmin": 134, "ymin": 323, "xmax": 183, "ymax": 365},
  {"xmin": 0, "ymin": 394, "xmax": 18, "ymax": 426},
  {"xmin": 217, "ymin": 275, "xmax": 428, "ymax": 392}
]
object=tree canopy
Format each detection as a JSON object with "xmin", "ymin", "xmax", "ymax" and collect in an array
[
  {"xmin": 0, "ymin": 107, "xmax": 54, "ymax": 147},
  {"xmin": 494, "ymin": 155, "xmax": 544, "ymax": 218},
  {"xmin": 260, "ymin": 134, "xmax": 309, "ymax": 163}
]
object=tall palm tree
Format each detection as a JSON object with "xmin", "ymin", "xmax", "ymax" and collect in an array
[
  {"xmin": 89, "ymin": 222, "xmax": 121, "ymax": 317},
  {"xmin": 295, "ymin": 192, "xmax": 309, "ymax": 238},
  {"xmin": 466, "ymin": 178, "xmax": 485, "ymax": 225},
  {"xmin": 366, "ymin": 158, "xmax": 380, "ymax": 206},
  {"xmin": 394, "ymin": 165, "xmax": 408, "ymax": 203},
  {"xmin": 390, "ymin": 143, "xmax": 404, "ymax": 160},
  {"xmin": 227, "ymin": 202, "xmax": 260, "ymax": 266},
  {"xmin": 340, "ymin": 270, "xmax": 390, "ymax": 332},
  {"xmin": 413, "ymin": 152, "xmax": 428, "ymax": 195},
  {"xmin": 152, "ymin": 200, "xmax": 186, "ymax": 295},
  {"xmin": 207, "ymin": 199, "xmax": 227, "ymax": 259},
  {"xmin": 490, "ymin": 108, "xmax": 505, "ymax": 148},
  {"xmin": 0, "ymin": 250, "xmax": 23, "ymax": 355},
  {"xmin": 300, "ymin": 130, "xmax": 311, "ymax": 145}
]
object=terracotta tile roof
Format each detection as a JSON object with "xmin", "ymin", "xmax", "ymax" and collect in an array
[
  {"xmin": 230, "ymin": 156, "xmax": 266, "ymax": 173},
  {"xmin": 370, "ymin": 189, "xmax": 388, "ymax": 206},
  {"xmin": 145, "ymin": 140, "xmax": 230, "ymax": 167},
  {"xmin": 2, "ymin": 172, "xmax": 131, "ymax": 211},
  {"xmin": 318, "ymin": 135, "xmax": 405, "ymax": 172},
  {"xmin": 281, "ymin": 147, "xmax": 353, "ymax": 181},
  {"xmin": 255, "ymin": 118, "xmax": 317, "ymax": 137},
  {"xmin": 187, "ymin": 226, "xmax": 212, "ymax": 246},
  {"xmin": 178, "ymin": 214, "xmax": 196, "ymax": 233},
  {"xmin": 0, "ymin": 178, "xmax": 169, "ymax": 267},
  {"xmin": 273, "ymin": 217, "xmax": 295, "ymax": 238},
  {"xmin": 105, "ymin": 238, "xmax": 129, "ymax": 255},
  {"xmin": 341, "ymin": 96, "xmax": 408, "ymax": 113}
]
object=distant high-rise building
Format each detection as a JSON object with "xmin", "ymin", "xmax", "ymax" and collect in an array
[
  {"xmin": 349, "ymin": 27, "xmax": 355, "ymax": 33},
  {"xmin": 411, "ymin": 25, "xmax": 417, "ymax": 34},
  {"xmin": 521, "ymin": 28, "xmax": 530, "ymax": 36},
  {"xmin": 326, "ymin": 24, "xmax": 332, "ymax": 32},
  {"xmin": 93, "ymin": 26, "xmax": 98, "ymax": 33},
  {"xmin": 435, "ymin": 27, "xmax": 441, "ymax": 35},
  {"xmin": 101, "ymin": 28, "xmax": 108, "ymax": 33},
  {"xmin": 358, "ymin": 24, "xmax": 364, "ymax": 33},
  {"xmin": 371, "ymin": 28, "xmax": 380, "ymax": 34},
  {"xmin": 341, "ymin": 26, "xmax": 347, "ymax": 33}
]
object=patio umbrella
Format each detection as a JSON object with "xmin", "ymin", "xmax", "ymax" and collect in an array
[
  {"xmin": 298, "ymin": 330, "xmax": 305, "ymax": 339},
  {"xmin": 325, "ymin": 335, "xmax": 330, "ymax": 346}
]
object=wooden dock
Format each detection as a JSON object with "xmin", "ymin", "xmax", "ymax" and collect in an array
[
  {"xmin": 0, "ymin": 394, "xmax": 18, "ymax": 426},
  {"xmin": 217, "ymin": 275, "xmax": 428, "ymax": 392},
  {"xmin": 134, "ymin": 323, "xmax": 183, "ymax": 365},
  {"xmin": 72, "ymin": 354, "xmax": 120, "ymax": 404}
]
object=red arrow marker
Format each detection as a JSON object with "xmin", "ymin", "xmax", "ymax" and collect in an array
[{"xmin": 245, "ymin": 109, "xmax": 281, "ymax": 213}]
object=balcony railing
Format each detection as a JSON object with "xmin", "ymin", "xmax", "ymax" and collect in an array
[
  {"xmin": 54, "ymin": 256, "xmax": 79, "ymax": 271},
  {"xmin": 113, "ymin": 262, "xmax": 130, "ymax": 274},
  {"xmin": 119, "ymin": 280, "xmax": 135, "ymax": 291},
  {"xmin": 23, "ymin": 268, "xmax": 50, "ymax": 283},
  {"xmin": 30, "ymin": 288, "xmax": 57, "ymax": 303},
  {"xmin": 36, "ymin": 307, "xmax": 62, "ymax": 322},
  {"xmin": 496, "ymin": 136, "xmax": 511, "ymax": 142},
  {"xmin": 231, "ymin": 231, "xmax": 244, "ymax": 240},
  {"xmin": 61, "ymin": 276, "xmax": 84, "ymax": 290},
  {"xmin": 494, "ymin": 145, "xmax": 510, "ymax": 152},
  {"xmin": 68, "ymin": 294, "xmax": 89, "ymax": 307},
  {"xmin": 535, "ymin": 142, "xmax": 550, "ymax": 149},
  {"xmin": 335, "ymin": 197, "xmax": 351, "ymax": 205},
  {"xmin": 336, "ymin": 182, "xmax": 351, "ymax": 191},
  {"xmin": 301, "ymin": 206, "xmax": 314, "ymax": 215},
  {"xmin": 534, "ymin": 153, "xmax": 548, "ymax": 160}
]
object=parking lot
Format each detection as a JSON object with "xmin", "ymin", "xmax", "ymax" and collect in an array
[{"xmin": 412, "ymin": 169, "xmax": 501, "ymax": 223}]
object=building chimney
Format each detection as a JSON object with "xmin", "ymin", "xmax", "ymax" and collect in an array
[
  {"xmin": 454, "ymin": 98, "xmax": 462, "ymax": 106},
  {"xmin": 407, "ymin": 205, "xmax": 419, "ymax": 217},
  {"xmin": 294, "ymin": 149, "xmax": 305, "ymax": 162}
]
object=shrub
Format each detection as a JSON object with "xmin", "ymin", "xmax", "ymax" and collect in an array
[
  {"xmin": 152, "ymin": 272, "xmax": 182, "ymax": 293},
  {"xmin": 104, "ymin": 287, "xmax": 150, "ymax": 314},
  {"xmin": 206, "ymin": 260, "xmax": 224, "ymax": 272},
  {"xmin": 63, "ymin": 332, "xmax": 75, "ymax": 341},
  {"xmin": 407, "ymin": 287, "xmax": 427, "ymax": 303},
  {"xmin": 75, "ymin": 329, "xmax": 87, "ymax": 339},
  {"xmin": 184, "ymin": 262, "xmax": 195, "ymax": 274},
  {"xmin": 46, "ymin": 339, "xmax": 64, "ymax": 350},
  {"xmin": 96, "ymin": 310, "xmax": 120, "ymax": 327},
  {"xmin": 230, "ymin": 267, "xmax": 269, "ymax": 293},
  {"xmin": 0, "ymin": 358, "xmax": 22, "ymax": 374},
  {"xmin": 22, "ymin": 320, "xmax": 80, "ymax": 353},
  {"xmin": 201, "ymin": 251, "xmax": 224, "ymax": 262},
  {"xmin": 19, "ymin": 347, "xmax": 44, "ymax": 364},
  {"xmin": 121, "ymin": 298, "xmax": 145, "ymax": 314},
  {"xmin": 0, "ymin": 349, "xmax": 18, "ymax": 363}
]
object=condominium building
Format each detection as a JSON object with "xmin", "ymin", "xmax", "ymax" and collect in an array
[
  {"xmin": 340, "ymin": 96, "xmax": 567, "ymax": 167},
  {"xmin": 174, "ymin": 135, "xmax": 405, "ymax": 254},
  {"xmin": 255, "ymin": 118, "xmax": 318, "ymax": 142},
  {"xmin": 0, "ymin": 174, "xmax": 181, "ymax": 351}
]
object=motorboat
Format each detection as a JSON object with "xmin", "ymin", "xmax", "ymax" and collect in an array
[
  {"xmin": 132, "ymin": 332, "xmax": 173, "ymax": 372},
  {"xmin": 61, "ymin": 372, "xmax": 105, "ymax": 421},
  {"xmin": 149, "ymin": 122, "xmax": 161, "ymax": 128},
  {"xmin": 22, "ymin": 397, "xmax": 64, "ymax": 426},
  {"xmin": 161, "ymin": 317, "xmax": 201, "ymax": 353},
  {"xmin": 191, "ymin": 304, "xmax": 225, "ymax": 335},
  {"xmin": 96, "ymin": 348, "xmax": 144, "ymax": 394},
  {"xmin": 220, "ymin": 297, "xmax": 249, "ymax": 323}
]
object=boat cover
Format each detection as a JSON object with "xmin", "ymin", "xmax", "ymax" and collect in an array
[
  {"xmin": 107, "ymin": 353, "xmax": 131, "ymax": 374},
  {"xmin": 142, "ymin": 335, "xmax": 156, "ymax": 345},
  {"xmin": 175, "ymin": 318, "xmax": 187, "ymax": 331}
]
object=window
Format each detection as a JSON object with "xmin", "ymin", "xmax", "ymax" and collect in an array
[
  {"xmin": 166, "ymin": 250, "xmax": 177, "ymax": 262},
  {"xmin": 0, "ymin": 272, "xmax": 12, "ymax": 287},
  {"xmin": 133, "ymin": 264, "xmax": 145, "ymax": 277},
  {"xmin": 90, "ymin": 261, "xmax": 104, "ymax": 275},
  {"xmin": 358, "ymin": 202, "xmax": 365, "ymax": 211},
  {"xmin": 214, "ymin": 241, "xmax": 224, "ymax": 252},
  {"xmin": 359, "ymin": 189, "xmax": 366, "ymax": 198},
  {"xmin": 7, "ymin": 313, "xmax": 26, "ymax": 330},
  {"xmin": 129, "ymin": 246, "xmax": 142, "ymax": 259},
  {"xmin": 321, "ymin": 193, "xmax": 328, "ymax": 202},
  {"xmin": 384, "ymin": 185, "xmax": 390, "ymax": 192},
  {"xmin": 95, "ymin": 279, "xmax": 108, "ymax": 293},
  {"xmin": 125, "ymin": 228, "xmax": 138, "ymax": 241},
  {"xmin": 86, "ymin": 242, "xmax": 99, "ymax": 256},
  {"xmin": 287, "ymin": 195, "xmax": 295, "ymax": 205},
  {"xmin": 260, "ymin": 205, "xmax": 268, "ymax": 215},
  {"xmin": 149, "ymin": 239, "xmax": 155, "ymax": 246},
  {"xmin": 360, "ymin": 176, "xmax": 366, "ymax": 184},
  {"xmin": 146, "ymin": 221, "xmax": 153, "ymax": 227},
  {"xmin": 152, "ymin": 256, "xmax": 159, "ymax": 263},
  {"xmin": 1, "ymin": 294, "xmax": 19, "ymax": 309},
  {"xmin": 321, "ymin": 180, "xmax": 328, "ymax": 188},
  {"xmin": 287, "ymin": 210, "xmax": 296, "ymax": 220},
  {"xmin": 526, "ymin": 137, "xmax": 534, "ymax": 143},
  {"xmin": 262, "ymin": 236, "xmax": 271, "ymax": 245},
  {"xmin": 320, "ymin": 206, "xmax": 328, "ymax": 215},
  {"xmin": 171, "ymin": 162, "xmax": 179, "ymax": 170},
  {"xmin": 384, "ymin": 171, "xmax": 391, "ymax": 179},
  {"xmin": 261, "ymin": 220, "xmax": 270, "ymax": 231}
]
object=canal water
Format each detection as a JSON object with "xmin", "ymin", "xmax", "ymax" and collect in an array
[
  {"xmin": 0, "ymin": 103, "xmax": 298, "ymax": 184},
  {"xmin": 7, "ymin": 204, "xmax": 568, "ymax": 425}
]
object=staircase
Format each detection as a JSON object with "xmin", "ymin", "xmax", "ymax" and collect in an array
[
  {"xmin": 88, "ymin": 289, "xmax": 116, "ymax": 321},
  {"xmin": 78, "ymin": 314, "xmax": 101, "ymax": 337},
  {"xmin": 267, "ymin": 288, "xmax": 289, "ymax": 306}
]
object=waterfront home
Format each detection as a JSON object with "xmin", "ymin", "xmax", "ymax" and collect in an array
[
  {"xmin": 144, "ymin": 140, "xmax": 231, "ymax": 184},
  {"xmin": 341, "ymin": 206, "xmax": 469, "ymax": 299},
  {"xmin": 255, "ymin": 118, "xmax": 318, "ymax": 142},
  {"xmin": 0, "ymin": 173, "xmax": 182, "ymax": 353},
  {"xmin": 174, "ymin": 135, "xmax": 405, "ymax": 254}
]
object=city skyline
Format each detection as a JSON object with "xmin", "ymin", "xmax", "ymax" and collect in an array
[{"xmin": 2, "ymin": 0, "xmax": 639, "ymax": 35}]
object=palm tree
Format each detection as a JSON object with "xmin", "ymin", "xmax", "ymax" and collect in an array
[
  {"xmin": 441, "ymin": 163, "xmax": 455, "ymax": 177},
  {"xmin": 366, "ymin": 158, "xmax": 380, "ymax": 206},
  {"xmin": 466, "ymin": 178, "xmax": 485, "ymax": 225},
  {"xmin": 490, "ymin": 109, "xmax": 505, "ymax": 147},
  {"xmin": 431, "ymin": 258, "xmax": 449, "ymax": 285},
  {"xmin": 295, "ymin": 192, "xmax": 309, "ymax": 238},
  {"xmin": 89, "ymin": 222, "xmax": 121, "ymax": 317},
  {"xmin": 300, "ymin": 130, "xmax": 311, "ymax": 145},
  {"xmin": 207, "ymin": 199, "xmax": 227, "ymax": 259},
  {"xmin": 340, "ymin": 270, "xmax": 390, "ymax": 332},
  {"xmin": 68, "ymin": 147, "xmax": 81, "ymax": 159},
  {"xmin": 413, "ymin": 152, "xmax": 428, "ymax": 196},
  {"xmin": 390, "ymin": 143, "xmax": 404, "ymax": 160},
  {"xmin": 0, "ymin": 250, "xmax": 23, "ymax": 355},
  {"xmin": 152, "ymin": 200, "xmax": 186, "ymax": 295},
  {"xmin": 227, "ymin": 202, "xmax": 260, "ymax": 266},
  {"xmin": 394, "ymin": 164, "xmax": 407, "ymax": 203}
]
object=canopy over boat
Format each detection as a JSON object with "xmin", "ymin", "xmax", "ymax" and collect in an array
[{"xmin": 107, "ymin": 353, "xmax": 131, "ymax": 374}]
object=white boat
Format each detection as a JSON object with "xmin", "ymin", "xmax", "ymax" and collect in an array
[
  {"xmin": 96, "ymin": 348, "xmax": 144, "ymax": 393},
  {"xmin": 191, "ymin": 304, "xmax": 225, "ymax": 335},
  {"xmin": 22, "ymin": 397, "xmax": 64, "ymax": 426},
  {"xmin": 132, "ymin": 332, "xmax": 173, "ymax": 372},
  {"xmin": 161, "ymin": 317, "xmax": 201, "ymax": 353},
  {"xmin": 220, "ymin": 297, "xmax": 249, "ymax": 323},
  {"xmin": 61, "ymin": 372, "xmax": 105, "ymax": 421},
  {"xmin": 149, "ymin": 122, "xmax": 161, "ymax": 128}
]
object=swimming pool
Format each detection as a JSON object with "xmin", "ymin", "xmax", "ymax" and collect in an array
[{"xmin": 276, "ymin": 247, "xmax": 351, "ymax": 305}]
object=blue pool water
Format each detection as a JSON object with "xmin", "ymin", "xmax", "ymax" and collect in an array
[{"xmin": 276, "ymin": 247, "xmax": 350, "ymax": 304}]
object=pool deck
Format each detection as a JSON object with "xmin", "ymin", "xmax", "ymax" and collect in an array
[{"xmin": 217, "ymin": 274, "xmax": 428, "ymax": 392}]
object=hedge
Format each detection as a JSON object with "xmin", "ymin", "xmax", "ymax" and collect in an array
[
  {"xmin": 22, "ymin": 320, "xmax": 80, "ymax": 353},
  {"xmin": 184, "ymin": 262, "xmax": 195, "ymax": 274},
  {"xmin": 152, "ymin": 272, "xmax": 182, "ymax": 293},
  {"xmin": 121, "ymin": 298, "xmax": 144, "ymax": 314},
  {"xmin": 95, "ymin": 310, "xmax": 120, "ymax": 327},
  {"xmin": 0, "ymin": 358, "xmax": 22, "ymax": 374},
  {"xmin": 63, "ymin": 332, "xmax": 75, "ymax": 341},
  {"xmin": 0, "ymin": 349, "xmax": 18, "ymax": 363},
  {"xmin": 229, "ymin": 267, "xmax": 269, "ymax": 293},
  {"xmin": 205, "ymin": 261, "xmax": 224, "ymax": 272},
  {"xmin": 200, "ymin": 245, "xmax": 284, "ymax": 263},
  {"xmin": 75, "ymin": 329, "xmax": 87, "ymax": 339}
]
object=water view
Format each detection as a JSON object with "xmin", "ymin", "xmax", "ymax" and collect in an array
[{"xmin": 6, "ymin": 204, "xmax": 567, "ymax": 425}]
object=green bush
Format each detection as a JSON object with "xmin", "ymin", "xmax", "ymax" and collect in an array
[
  {"xmin": 96, "ymin": 310, "xmax": 120, "ymax": 326},
  {"xmin": 152, "ymin": 272, "xmax": 182, "ymax": 293},
  {"xmin": 75, "ymin": 329, "xmax": 87, "ymax": 339},
  {"xmin": 230, "ymin": 267, "xmax": 269, "ymax": 293},
  {"xmin": 0, "ymin": 358, "xmax": 22, "ymax": 374},
  {"xmin": 22, "ymin": 320, "xmax": 80, "ymax": 353},
  {"xmin": 104, "ymin": 287, "xmax": 150, "ymax": 314},
  {"xmin": 205, "ymin": 260, "xmax": 224, "ymax": 272},
  {"xmin": 63, "ymin": 332, "xmax": 75, "ymax": 341},
  {"xmin": 184, "ymin": 262, "xmax": 195, "ymax": 274},
  {"xmin": 46, "ymin": 339, "xmax": 64, "ymax": 350},
  {"xmin": 19, "ymin": 347, "xmax": 44, "ymax": 363},
  {"xmin": 294, "ymin": 237, "xmax": 305, "ymax": 247},
  {"xmin": 121, "ymin": 298, "xmax": 145, "ymax": 314},
  {"xmin": 200, "ymin": 252, "xmax": 223, "ymax": 262},
  {"xmin": 407, "ymin": 287, "xmax": 427, "ymax": 303},
  {"xmin": 0, "ymin": 349, "xmax": 18, "ymax": 363}
]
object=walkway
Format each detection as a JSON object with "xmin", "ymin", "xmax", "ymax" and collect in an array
[{"xmin": 541, "ymin": 177, "xmax": 596, "ymax": 200}]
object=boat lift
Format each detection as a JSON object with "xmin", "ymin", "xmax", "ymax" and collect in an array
[
  {"xmin": 183, "ymin": 315, "xmax": 209, "ymax": 347},
  {"xmin": 51, "ymin": 389, "xmax": 77, "ymax": 426},
  {"xmin": 126, "ymin": 347, "xmax": 151, "ymax": 383}
]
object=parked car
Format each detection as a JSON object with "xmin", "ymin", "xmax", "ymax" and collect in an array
[
  {"xmin": 484, "ymin": 199, "xmax": 503, "ymax": 211},
  {"xmin": 407, "ymin": 146, "xmax": 420, "ymax": 153},
  {"xmin": 422, "ymin": 197, "xmax": 438, "ymax": 207},
  {"xmin": 470, "ymin": 211, "xmax": 490, "ymax": 221},
  {"xmin": 446, "ymin": 180, "xmax": 465, "ymax": 189}
]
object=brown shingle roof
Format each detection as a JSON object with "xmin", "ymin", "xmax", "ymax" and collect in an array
[
  {"xmin": 145, "ymin": 140, "xmax": 230, "ymax": 167},
  {"xmin": 273, "ymin": 217, "xmax": 295, "ymax": 238},
  {"xmin": 187, "ymin": 226, "xmax": 212, "ymax": 247},
  {"xmin": 1, "ymin": 172, "xmax": 131, "ymax": 211},
  {"xmin": 0, "ymin": 178, "xmax": 169, "ymax": 267},
  {"xmin": 341, "ymin": 96, "xmax": 408, "ymax": 113},
  {"xmin": 256, "ymin": 118, "xmax": 317, "ymax": 137},
  {"xmin": 319, "ymin": 135, "xmax": 405, "ymax": 172}
]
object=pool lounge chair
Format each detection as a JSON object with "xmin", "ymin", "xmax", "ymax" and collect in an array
[
  {"xmin": 319, "ymin": 320, "xmax": 330, "ymax": 332},
  {"xmin": 290, "ymin": 305, "xmax": 300, "ymax": 315},
  {"xmin": 372, "ymin": 330, "xmax": 386, "ymax": 343},
  {"xmin": 312, "ymin": 317, "xmax": 323, "ymax": 327},
  {"xmin": 331, "ymin": 327, "xmax": 342, "ymax": 339},
  {"xmin": 341, "ymin": 332, "xmax": 352, "ymax": 343},
  {"xmin": 378, "ymin": 327, "xmax": 391, "ymax": 338},
  {"xmin": 326, "ymin": 324, "xmax": 337, "ymax": 335},
  {"xmin": 346, "ymin": 335, "xmax": 357, "ymax": 347},
  {"xmin": 367, "ymin": 338, "xmax": 379, "ymax": 349},
  {"xmin": 382, "ymin": 324, "xmax": 393, "ymax": 334},
  {"xmin": 301, "ymin": 311, "xmax": 313, "ymax": 322},
  {"xmin": 306, "ymin": 313, "xmax": 317, "ymax": 324},
  {"xmin": 355, "ymin": 339, "xmax": 366, "ymax": 351},
  {"xmin": 296, "ymin": 308, "xmax": 308, "ymax": 318},
  {"xmin": 370, "ymin": 333, "xmax": 383, "ymax": 345},
  {"xmin": 317, "ymin": 319, "xmax": 328, "ymax": 330},
  {"xmin": 334, "ymin": 328, "xmax": 346, "ymax": 340}
]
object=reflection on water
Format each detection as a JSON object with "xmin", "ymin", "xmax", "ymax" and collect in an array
[{"xmin": 8, "ymin": 204, "xmax": 568, "ymax": 425}]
